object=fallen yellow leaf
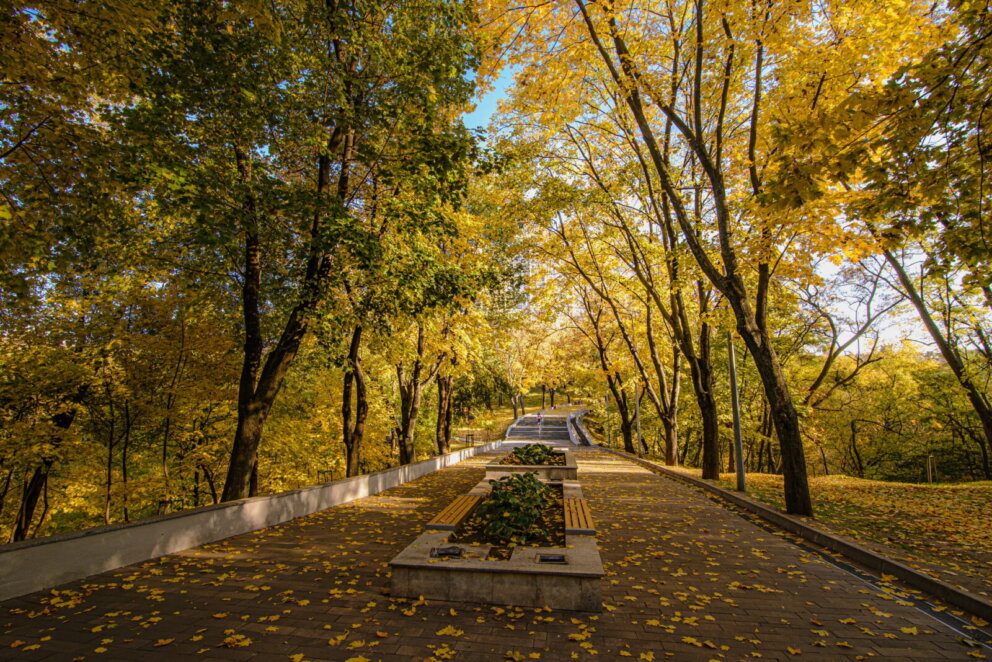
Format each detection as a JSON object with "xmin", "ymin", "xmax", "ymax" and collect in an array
[{"xmin": 435, "ymin": 625, "xmax": 464, "ymax": 637}]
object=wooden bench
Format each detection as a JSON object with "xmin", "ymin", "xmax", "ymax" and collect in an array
[
  {"xmin": 426, "ymin": 495, "xmax": 481, "ymax": 531},
  {"xmin": 564, "ymin": 497, "xmax": 595, "ymax": 535}
]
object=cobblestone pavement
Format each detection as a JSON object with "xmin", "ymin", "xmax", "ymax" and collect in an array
[{"xmin": 1, "ymin": 449, "xmax": 985, "ymax": 661}]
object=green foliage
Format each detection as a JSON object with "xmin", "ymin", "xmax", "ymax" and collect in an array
[
  {"xmin": 474, "ymin": 472, "xmax": 551, "ymax": 545},
  {"xmin": 510, "ymin": 444, "xmax": 554, "ymax": 466}
]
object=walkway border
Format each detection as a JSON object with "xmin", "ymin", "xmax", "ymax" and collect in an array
[
  {"xmin": 0, "ymin": 441, "xmax": 502, "ymax": 603},
  {"xmin": 568, "ymin": 411, "xmax": 593, "ymax": 446},
  {"xmin": 598, "ymin": 446, "xmax": 992, "ymax": 622}
]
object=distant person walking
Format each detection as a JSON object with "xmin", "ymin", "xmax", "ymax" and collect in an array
[{"xmin": 536, "ymin": 413, "xmax": 543, "ymax": 425}]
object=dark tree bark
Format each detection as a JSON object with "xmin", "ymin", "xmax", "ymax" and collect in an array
[
  {"xmin": 0, "ymin": 468, "xmax": 13, "ymax": 520},
  {"xmin": 849, "ymin": 420, "xmax": 865, "ymax": 478},
  {"xmin": 397, "ymin": 323, "xmax": 443, "ymax": 465},
  {"xmin": 578, "ymin": 291, "xmax": 636, "ymax": 453},
  {"xmin": 121, "ymin": 400, "xmax": 132, "ymax": 522},
  {"xmin": 199, "ymin": 464, "xmax": 218, "ymax": 504},
  {"xmin": 341, "ymin": 325, "xmax": 368, "ymax": 477},
  {"xmin": 222, "ymin": 129, "xmax": 351, "ymax": 501},
  {"xmin": 435, "ymin": 374, "xmax": 454, "ymax": 454},
  {"xmin": 12, "ymin": 410, "xmax": 75, "ymax": 542}
]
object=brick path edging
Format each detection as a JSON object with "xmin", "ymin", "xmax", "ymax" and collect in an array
[
  {"xmin": 598, "ymin": 445, "xmax": 992, "ymax": 622},
  {"xmin": 0, "ymin": 440, "xmax": 504, "ymax": 603}
]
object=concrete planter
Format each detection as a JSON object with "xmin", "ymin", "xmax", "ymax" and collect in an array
[
  {"xmin": 389, "ymin": 480, "xmax": 604, "ymax": 611},
  {"xmin": 389, "ymin": 531, "xmax": 603, "ymax": 611},
  {"xmin": 485, "ymin": 449, "xmax": 578, "ymax": 481}
]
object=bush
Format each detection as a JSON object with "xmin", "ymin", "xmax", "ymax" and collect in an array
[
  {"xmin": 474, "ymin": 472, "xmax": 550, "ymax": 545},
  {"xmin": 511, "ymin": 443, "xmax": 554, "ymax": 465}
]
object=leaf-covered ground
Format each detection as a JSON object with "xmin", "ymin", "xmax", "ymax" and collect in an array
[
  {"xmin": 668, "ymin": 466, "xmax": 992, "ymax": 600},
  {"xmin": 2, "ymin": 450, "xmax": 988, "ymax": 660}
]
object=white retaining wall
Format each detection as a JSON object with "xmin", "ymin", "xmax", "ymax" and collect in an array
[{"xmin": 0, "ymin": 441, "xmax": 502, "ymax": 603}]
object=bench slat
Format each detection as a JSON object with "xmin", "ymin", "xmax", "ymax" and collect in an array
[
  {"xmin": 564, "ymin": 497, "xmax": 595, "ymax": 534},
  {"xmin": 427, "ymin": 495, "xmax": 481, "ymax": 530}
]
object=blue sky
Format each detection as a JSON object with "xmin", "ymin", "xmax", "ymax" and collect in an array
[{"xmin": 463, "ymin": 67, "xmax": 517, "ymax": 130}]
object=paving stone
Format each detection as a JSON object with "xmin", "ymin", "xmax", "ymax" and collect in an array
[{"xmin": 0, "ymin": 448, "xmax": 985, "ymax": 660}]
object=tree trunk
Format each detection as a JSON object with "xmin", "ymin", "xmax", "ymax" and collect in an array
[
  {"xmin": 444, "ymin": 385, "xmax": 453, "ymax": 450},
  {"xmin": 648, "ymin": 306, "xmax": 681, "ymax": 465},
  {"xmin": 161, "ymin": 315, "xmax": 186, "ymax": 514},
  {"xmin": 199, "ymin": 464, "xmax": 218, "ymax": 504},
  {"xmin": 104, "ymin": 394, "xmax": 115, "ymax": 526},
  {"xmin": 688, "ymin": 324, "xmax": 720, "ymax": 479},
  {"xmin": 619, "ymin": 409, "xmax": 635, "ymax": 454},
  {"xmin": 12, "ymin": 464, "xmax": 49, "ymax": 542},
  {"xmin": 541, "ymin": 385, "xmax": 546, "ymax": 409},
  {"xmin": 739, "ymin": 325, "xmax": 810, "ymax": 511},
  {"xmin": 397, "ymin": 324, "xmax": 435, "ymax": 465},
  {"xmin": 0, "ymin": 468, "xmax": 13, "ymax": 519},
  {"xmin": 121, "ymin": 400, "xmax": 131, "ymax": 523},
  {"xmin": 977, "ymin": 433, "xmax": 992, "ymax": 480},
  {"xmin": 222, "ymin": 244, "xmax": 332, "ymax": 500},
  {"xmin": 222, "ymin": 127, "xmax": 352, "ymax": 502},
  {"xmin": 818, "ymin": 445, "xmax": 830, "ymax": 476},
  {"xmin": 849, "ymin": 420, "xmax": 865, "ymax": 478},
  {"xmin": 342, "ymin": 325, "xmax": 368, "ymax": 477},
  {"xmin": 435, "ymin": 374, "xmax": 453, "ymax": 454},
  {"xmin": 398, "ymin": 374, "xmax": 424, "ymax": 464},
  {"xmin": 11, "ymin": 407, "xmax": 77, "ymax": 542}
]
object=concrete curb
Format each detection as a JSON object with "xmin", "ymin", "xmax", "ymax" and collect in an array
[
  {"xmin": 598, "ymin": 446, "xmax": 992, "ymax": 622},
  {"xmin": 0, "ymin": 440, "xmax": 503, "ymax": 603},
  {"xmin": 570, "ymin": 411, "xmax": 593, "ymax": 446}
]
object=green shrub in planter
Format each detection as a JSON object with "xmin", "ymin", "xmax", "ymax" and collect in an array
[
  {"xmin": 474, "ymin": 472, "xmax": 550, "ymax": 545},
  {"xmin": 511, "ymin": 443, "xmax": 554, "ymax": 465}
]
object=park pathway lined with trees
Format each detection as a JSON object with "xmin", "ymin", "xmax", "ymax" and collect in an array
[{"xmin": 1, "ymin": 446, "xmax": 985, "ymax": 661}]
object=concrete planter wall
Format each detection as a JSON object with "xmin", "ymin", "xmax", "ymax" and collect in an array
[
  {"xmin": 0, "ymin": 441, "xmax": 502, "ymax": 603},
  {"xmin": 390, "ymin": 532, "xmax": 604, "ymax": 611},
  {"xmin": 390, "ymin": 477, "xmax": 604, "ymax": 611},
  {"xmin": 485, "ymin": 450, "xmax": 578, "ymax": 481}
]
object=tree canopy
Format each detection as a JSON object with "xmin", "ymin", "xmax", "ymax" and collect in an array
[{"xmin": 2, "ymin": 0, "xmax": 990, "ymax": 540}]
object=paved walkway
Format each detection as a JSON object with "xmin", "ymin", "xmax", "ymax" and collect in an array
[{"xmin": 1, "ymin": 449, "xmax": 982, "ymax": 660}]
